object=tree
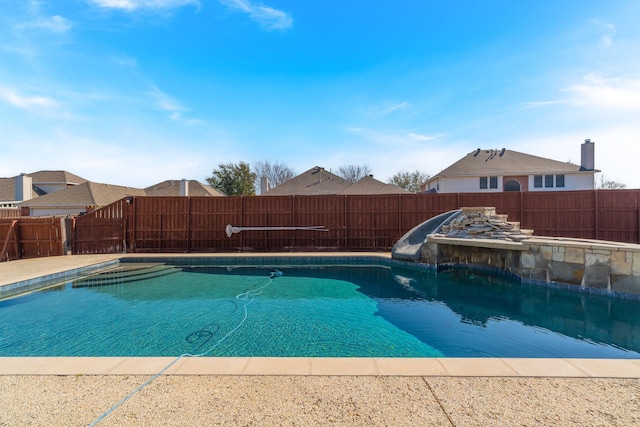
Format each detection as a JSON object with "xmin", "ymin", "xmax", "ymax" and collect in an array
[
  {"xmin": 388, "ymin": 170, "xmax": 431, "ymax": 193},
  {"xmin": 336, "ymin": 164, "xmax": 371, "ymax": 183},
  {"xmin": 206, "ymin": 162, "xmax": 257, "ymax": 196},
  {"xmin": 597, "ymin": 174, "xmax": 627, "ymax": 189},
  {"xmin": 252, "ymin": 160, "xmax": 296, "ymax": 192}
]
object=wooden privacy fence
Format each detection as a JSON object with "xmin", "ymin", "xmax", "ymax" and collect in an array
[
  {"xmin": 0, "ymin": 217, "xmax": 64, "ymax": 261},
  {"xmin": 72, "ymin": 190, "xmax": 640, "ymax": 255},
  {"xmin": 0, "ymin": 208, "xmax": 21, "ymax": 219}
]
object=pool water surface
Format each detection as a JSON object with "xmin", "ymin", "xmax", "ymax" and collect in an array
[{"xmin": 1, "ymin": 259, "xmax": 639, "ymax": 358}]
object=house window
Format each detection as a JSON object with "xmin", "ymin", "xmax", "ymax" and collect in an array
[
  {"xmin": 534, "ymin": 175, "xmax": 542, "ymax": 188},
  {"xmin": 545, "ymin": 175, "xmax": 554, "ymax": 188},
  {"xmin": 556, "ymin": 174, "xmax": 565, "ymax": 188},
  {"xmin": 479, "ymin": 177, "xmax": 488, "ymax": 189},
  {"xmin": 489, "ymin": 176, "xmax": 498, "ymax": 189},
  {"xmin": 504, "ymin": 180, "xmax": 521, "ymax": 192}
]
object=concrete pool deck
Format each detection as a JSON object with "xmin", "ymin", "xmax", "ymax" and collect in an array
[{"xmin": 1, "ymin": 254, "xmax": 640, "ymax": 426}]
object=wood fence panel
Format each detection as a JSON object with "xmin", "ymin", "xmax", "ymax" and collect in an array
[
  {"xmin": 344, "ymin": 195, "xmax": 401, "ymax": 249},
  {"xmin": 1, "ymin": 217, "xmax": 63, "ymax": 260},
  {"xmin": 595, "ymin": 190, "xmax": 639, "ymax": 243},
  {"xmin": 0, "ymin": 208, "xmax": 21, "ymax": 219},
  {"xmin": 293, "ymin": 195, "xmax": 345, "ymax": 248},
  {"xmin": 399, "ymin": 194, "xmax": 459, "ymax": 232},
  {"xmin": 74, "ymin": 218, "xmax": 124, "ymax": 254},
  {"xmin": 523, "ymin": 191, "xmax": 596, "ymax": 239},
  {"xmin": 189, "ymin": 197, "xmax": 242, "ymax": 251},
  {"xmin": 238, "ymin": 196, "xmax": 295, "ymax": 250},
  {"xmin": 0, "ymin": 220, "xmax": 19, "ymax": 260},
  {"xmin": 131, "ymin": 197, "xmax": 189, "ymax": 252},
  {"xmin": 372, "ymin": 195, "xmax": 402, "ymax": 248}
]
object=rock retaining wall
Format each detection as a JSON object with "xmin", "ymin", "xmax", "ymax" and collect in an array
[{"xmin": 419, "ymin": 208, "xmax": 640, "ymax": 298}]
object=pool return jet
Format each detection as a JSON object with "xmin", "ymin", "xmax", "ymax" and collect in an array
[{"xmin": 226, "ymin": 224, "xmax": 328, "ymax": 237}]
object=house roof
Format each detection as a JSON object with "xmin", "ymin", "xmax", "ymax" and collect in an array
[
  {"xmin": 18, "ymin": 182, "xmax": 146, "ymax": 208},
  {"xmin": 144, "ymin": 180, "xmax": 224, "ymax": 197},
  {"xmin": 338, "ymin": 175, "xmax": 410, "ymax": 195},
  {"xmin": 27, "ymin": 170, "xmax": 88, "ymax": 185},
  {"xmin": 263, "ymin": 166, "xmax": 353, "ymax": 196},
  {"xmin": 0, "ymin": 178, "xmax": 15, "ymax": 201},
  {"xmin": 0, "ymin": 177, "xmax": 38, "ymax": 202},
  {"xmin": 428, "ymin": 148, "xmax": 599, "ymax": 182},
  {"xmin": 263, "ymin": 166, "xmax": 409, "ymax": 196}
]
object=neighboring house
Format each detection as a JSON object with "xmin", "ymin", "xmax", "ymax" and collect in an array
[
  {"xmin": 28, "ymin": 170, "xmax": 87, "ymax": 195},
  {"xmin": 18, "ymin": 182, "xmax": 147, "ymax": 217},
  {"xmin": 262, "ymin": 166, "xmax": 409, "ymax": 196},
  {"xmin": 422, "ymin": 140, "xmax": 599, "ymax": 193},
  {"xmin": 263, "ymin": 166, "xmax": 352, "ymax": 195},
  {"xmin": 17, "ymin": 179, "xmax": 223, "ymax": 216},
  {"xmin": 144, "ymin": 179, "xmax": 224, "ymax": 197},
  {"xmin": 0, "ymin": 170, "xmax": 88, "ymax": 208},
  {"xmin": 0, "ymin": 174, "xmax": 37, "ymax": 207},
  {"xmin": 338, "ymin": 175, "xmax": 410, "ymax": 195}
]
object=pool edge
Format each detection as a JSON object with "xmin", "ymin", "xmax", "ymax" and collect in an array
[
  {"xmin": 0, "ymin": 357, "xmax": 639, "ymax": 378},
  {"xmin": 2, "ymin": 253, "xmax": 639, "ymax": 378}
]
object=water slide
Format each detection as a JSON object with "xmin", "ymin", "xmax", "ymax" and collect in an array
[{"xmin": 391, "ymin": 209, "xmax": 461, "ymax": 262}]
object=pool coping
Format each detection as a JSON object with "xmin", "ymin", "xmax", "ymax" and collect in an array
[
  {"xmin": 1, "ymin": 357, "xmax": 640, "ymax": 378},
  {"xmin": 1, "ymin": 253, "xmax": 639, "ymax": 378}
]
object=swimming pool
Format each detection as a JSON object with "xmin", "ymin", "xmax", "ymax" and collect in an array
[{"xmin": 1, "ymin": 256, "xmax": 639, "ymax": 358}]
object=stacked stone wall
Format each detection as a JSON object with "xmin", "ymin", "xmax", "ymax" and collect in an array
[{"xmin": 420, "ymin": 207, "xmax": 640, "ymax": 298}]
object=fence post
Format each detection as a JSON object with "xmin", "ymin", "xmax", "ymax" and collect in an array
[
  {"xmin": 398, "ymin": 193, "xmax": 402, "ymax": 239},
  {"xmin": 241, "ymin": 196, "xmax": 244, "ymax": 251},
  {"xmin": 292, "ymin": 195, "xmax": 296, "ymax": 250},
  {"xmin": 186, "ymin": 196, "xmax": 191, "ymax": 253},
  {"xmin": 343, "ymin": 195, "xmax": 348, "ymax": 249},
  {"xmin": 594, "ymin": 189, "xmax": 599, "ymax": 240}
]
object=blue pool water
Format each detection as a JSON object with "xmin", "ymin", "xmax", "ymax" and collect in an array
[{"xmin": 1, "ymin": 258, "xmax": 639, "ymax": 358}]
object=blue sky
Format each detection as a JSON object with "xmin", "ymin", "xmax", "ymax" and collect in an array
[{"xmin": 2, "ymin": 1, "xmax": 640, "ymax": 189}]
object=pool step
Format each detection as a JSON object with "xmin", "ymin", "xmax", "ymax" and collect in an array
[{"xmin": 72, "ymin": 264, "xmax": 181, "ymax": 288}]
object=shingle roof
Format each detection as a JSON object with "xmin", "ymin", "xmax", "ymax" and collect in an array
[
  {"xmin": 338, "ymin": 175, "xmax": 410, "ymax": 195},
  {"xmin": 429, "ymin": 149, "xmax": 598, "ymax": 180},
  {"xmin": 0, "ymin": 178, "xmax": 15, "ymax": 201},
  {"xmin": 27, "ymin": 170, "xmax": 88, "ymax": 185},
  {"xmin": 0, "ymin": 177, "xmax": 38, "ymax": 202},
  {"xmin": 17, "ymin": 182, "xmax": 146, "ymax": 207},
  {"xmin": 263, "ymin": 167, "xmax": 410, "ymax": 196},
  {"xmin": 263, "ymin": 166, "xmax": 352, "ymax": 196},
  {"xmin": 144, "ymin": 180, "xmax": 223, "ymax": 197}
]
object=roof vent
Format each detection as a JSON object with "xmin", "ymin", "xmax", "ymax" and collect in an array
[
  {"xmin": 499, "ymin": 148, "xmax": 506, "ymax": 156},
  {"xmin": 473, "ymin": 148, "xmax": 480, "ymax": 157}
]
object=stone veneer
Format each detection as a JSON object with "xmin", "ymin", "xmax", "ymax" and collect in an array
[{"xmin": 421, "ymin": 232, "xmax": 640, "ymax": 298}]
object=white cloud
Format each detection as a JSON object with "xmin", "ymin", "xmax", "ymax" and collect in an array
[
  {"xmin": 591, "ymin": 19, "xmax": 616, "ymax": 48},
  {"xmin": 148, "ymin": 85, "xmax": 202, "ymax": 124},
  {"xmin": 220, "ymin": 0, "xmax": 292, "ymax": 30},
  {"xmin": 0, "ymin": 87, "xmax": 58, "ymax": 109},
  {"xmin": 348, "ymin": 127, "xmax": 441, "ymax": 146},
  {"xmin": 20, "ymin": 15, "xmax": 72, "ymax": 33},
  {"xmin": 367, "ymin": 101, "xmax": 411, "ymax": 117},
  {"xmin": 521, "ymin": 74, "xmax": 640, "ymax": 113},
  {"xmin": 149, "ymin": 85, "xmax": 185, "ymax": 112},
  {"xmin": 565, "ymin": 74, "xmax": 640, "ymax": 111},
  {"xmin": 88, "ymin": 0, "xmax": 199, "ymax": 11},
  {"xmin": 521, "ymin": 100, "xmax": 565, "ymax": 109}
]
